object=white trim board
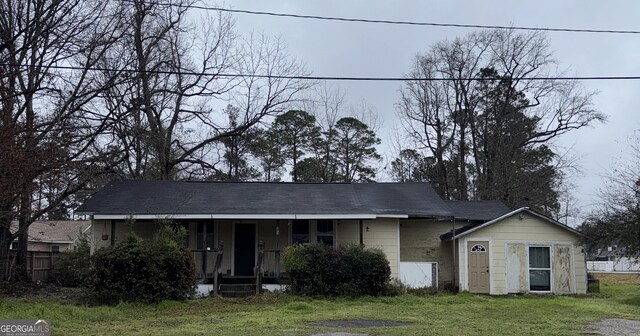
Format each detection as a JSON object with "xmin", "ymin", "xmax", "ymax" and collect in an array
[
  {"xmin": 462, "ymin": 236, "xmax": 493, "ymax": 294},
  {"xmin": 93, "ymin": 214, "xmax": 385, "ymax": 220},
  {"xmin": 449, "ymin": 207, "xmax": 582, "ymax": 240}
]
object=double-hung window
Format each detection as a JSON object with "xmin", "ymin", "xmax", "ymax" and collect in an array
[
  {"xmin": 292, "ymin": 220, "xmax": 309, "ymax": 244},
  {"xmin": 316, "ymin": 220, "xmax": 334, "ymax": 246},
  {"xmin": 529, "ymin": 246, "xmax": 551, "ymax": 291},
  {"xmin": 196, "ymin": 222, "xmax": 215, "ymax": 250}
]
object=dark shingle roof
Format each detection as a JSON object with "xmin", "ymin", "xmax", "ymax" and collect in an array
[
  {"xmin": 77, "ymin": 181, "xmax": 452, "ymax": 218},
  {"xmin": 445, "ymin": 200, "xmax": 510, "ymax": 221}
]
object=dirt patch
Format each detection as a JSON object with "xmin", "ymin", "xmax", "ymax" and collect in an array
[
  {"xmin": 588, "ymin": 272, "xmax": 640, "ymax": 284},
  {"xmin": 307, "ymin": 319, "xmax": 412, "ymax": 328},
  {"xmin": 0, "ymin": 281, "xmax": 82, "ymax": 302},
  {"xmin": 584, "ymin": 318, "xmax": 640, "ymax": 335}
]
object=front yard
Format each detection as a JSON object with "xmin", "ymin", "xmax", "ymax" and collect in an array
[{"xmin": 1, "ymin": 283, "xmax": 639, "ymax": 335}]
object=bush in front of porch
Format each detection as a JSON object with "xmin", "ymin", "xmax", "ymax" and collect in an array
[
  {"xmin": 282, "ymin": 243, "xmax": 391, "ymax": 297},
  {"xmin": 87, "ymin": 224, "xmax": 196, "ymax": 304}
]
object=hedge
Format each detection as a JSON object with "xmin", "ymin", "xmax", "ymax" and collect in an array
[{"xmin": 282, "ymin": 243, "xmax": 391, "ymax": 297}]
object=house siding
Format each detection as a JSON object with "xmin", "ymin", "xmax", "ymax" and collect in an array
[
  {"xmin": 336, "ymin": 220, "xmax": 359, "ymax": 246},
  {"xmin": 399, "ymin": 219, "xmax": 466, "ymax": 287},
  {"xmin": 92, "ymin": 220, "xmax": 158, "ymax": 249},
  {"xmin": 362, "ymin": 218, "xmax": 399, "ymax": 277},
  {"xmin": 457, "ymin": 213, "xmax": 587, "ymax": 295}
]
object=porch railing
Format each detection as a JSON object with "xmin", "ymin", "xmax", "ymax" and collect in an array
[
  {"xmin": 192, "ymin": 243, "xmax": 224, "ymax": 295},
  {"xmin": 255, "ymin": 241, "xmax": 284, "ymax": 294}
]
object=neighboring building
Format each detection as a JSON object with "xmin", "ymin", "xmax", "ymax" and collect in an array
[
  {"xmin": 587, "ymin": 246, "xmax": 640, "ymax": 272},
  {"xmin": 11, "ymin": 220, "xmax": 91, "ymax": 252},
  {"xmin": 76, "ymin": 180, "xmax": 587, "ymax": 295}
]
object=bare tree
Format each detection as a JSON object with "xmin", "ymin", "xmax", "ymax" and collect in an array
[
  {"xmin": 0, "ymin": 0, "xmax": 124, "ymax": 281},
  {"xmin": 99, "ymin": 1, "xmax": 310, "ymax": 180},
  {"xmin": 397, "ymin": 29, "xmax": 604, "ymax": 211},
  {"xmin": 582, "ymin": 132, "xmax": 640, "ymax": 258}
]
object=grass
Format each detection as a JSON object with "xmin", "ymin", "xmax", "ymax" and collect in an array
[{"xmin": 1, "ymin": 283, "xmax": 639, "ymax": 335}]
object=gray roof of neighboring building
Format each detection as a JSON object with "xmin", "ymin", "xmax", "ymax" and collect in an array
[
  {"xmin": 445, "ymin": 200, "xmax": 510, "ymax": 221},
  {"xmin": 76, "ymin": 180, "xmax": 454, "ymax": 218},
  {"xmin": 11, "ymin": 220, "xmax": 91, "ymax": 243}
]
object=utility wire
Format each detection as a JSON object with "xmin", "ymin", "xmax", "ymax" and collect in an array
[
  {"xmin": 4, "ymin": 62, "xmax": 640, "ymax": 82},
  {"xmin": 128, "ymin": 0, "xmax": 640, "ymax": 35}
]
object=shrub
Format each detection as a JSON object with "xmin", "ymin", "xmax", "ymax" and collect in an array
[
  {"xmin": 282, "ymin": 243, "xmax": 391, "ymax": 297},
  {"xmin": 87, "ymin": 223, "xmax": 196, "ymax": 305},
  {"xmin": 50, "ymin": 233, "xmax": 91, "ymax": 287}
]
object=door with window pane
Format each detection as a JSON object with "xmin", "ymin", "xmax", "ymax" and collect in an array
[
  {"xmin": 529, "ymin": 246, "xmax": 551, "ymax": 291},
  {"xmin": 468, "ymin": 241, "xmax": 490, "ymax": 293}
]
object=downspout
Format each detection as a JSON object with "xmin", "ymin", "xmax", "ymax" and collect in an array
[{"xmin": 451, "ymin": 216, "xmax": 457, "ymax": 292}]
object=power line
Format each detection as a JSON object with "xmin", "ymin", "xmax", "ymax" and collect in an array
[
  {"xmin": 134, "ymin": 0, "xmax": 640, "ymax": 35},
  {"xmin": 4, "ymin": 62, "xmax": 640, "ymax": 82}
]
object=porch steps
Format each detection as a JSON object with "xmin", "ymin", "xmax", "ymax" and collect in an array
[{"xmin": 218, "ymin": 283, "xmax": 257, "ymax": 298}]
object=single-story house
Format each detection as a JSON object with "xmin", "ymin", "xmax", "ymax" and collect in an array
[
  {"xmin": 76, "ymin": 180, "xmax": 587, "ymax": 295},
  {"xmin": 11, "ymin": 220, "xmax": 91, "ymax": 252}
]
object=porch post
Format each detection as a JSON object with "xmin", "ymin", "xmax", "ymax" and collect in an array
[
  {"xmin": 89, "ymin": 215, "xmax": 95, "ymax": 255},
  {"xmin": 359, "ymin": 220, "xmax": 364, "ymax": 246},
  {"xmin": 202, "ymin": 221, "xmax": 207, "ymax": 277},
  {"xmin": 110, "ymin": 220, "xmax": 116, "ymax": 246},
  {"xmin": 275, "ymin": 220, "xmax": 280, "ymax": 277}
]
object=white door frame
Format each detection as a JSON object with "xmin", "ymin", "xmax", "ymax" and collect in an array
[{"xmin": 462, "ymin": 237, "xmax": 493, "ymax": 294}]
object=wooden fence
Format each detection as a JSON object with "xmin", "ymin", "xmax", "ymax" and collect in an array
[{"xmin": 8, "ymin": 250, "xmax": 61, "ymax": 282}]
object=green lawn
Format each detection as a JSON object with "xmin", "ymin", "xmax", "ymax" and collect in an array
[{"xmin": 1, "ymin": 283, "xmax": 639, "ymax": 336}]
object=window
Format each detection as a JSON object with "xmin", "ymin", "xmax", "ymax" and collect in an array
[
  {"xmin": 470, "ymin": 244, "xmax": 486, "ymax": 252},
  {"xmin": 196, "ymin": 222, "xmax": 215, "ymax": 250},
  {"xmin": 51, "ymin": 245, "xmax": 60, "ymax": 253},
  {"xmin": 292, "ymin": 220, "xmax": 309, "ymax": 244},
  {"xmin": 529, "ymin": 246, "xmax": 551, "ymax": 291},
  {"xmin": 316, "ymin": 220, "xmax": 334, "ymax": 246}
]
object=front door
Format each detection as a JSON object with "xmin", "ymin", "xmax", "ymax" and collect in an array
[
  {"xmin": 234, "ymin": 223, "xmax": 256, "ymax": 276},
  {"xmin": 468, "ymin": 241, "xmax": 490, "ymax": 293}
]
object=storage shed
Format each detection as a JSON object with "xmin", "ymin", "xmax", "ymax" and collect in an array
[{"xmin": 442, "ymin": 208, "xmax": 587, "ymax": 295}]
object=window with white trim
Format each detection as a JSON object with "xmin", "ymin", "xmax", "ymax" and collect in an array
[
  {"xmin": 196, "ymin": 222, "xmax": 215, "ymax": 250},
  {"xmin": 529, "ymin": 246, "xmax": 551, "ymax": 291},
  {"xmin": 316, "ymin": 220, "xmax": 334, "ymax": 246},
  {"xmin": 292, "ymin": 220, "xmax": 309, "ymax": 244}
]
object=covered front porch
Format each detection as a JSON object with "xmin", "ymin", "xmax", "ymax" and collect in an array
[{"xmin": 91, "ymin": 215, "xmax": 399, "ymax": 294}]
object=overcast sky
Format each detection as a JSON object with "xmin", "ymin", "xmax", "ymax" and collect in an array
[{"xmin": 223, "ymin": 0, "xmax": 640, "ymax": 223}]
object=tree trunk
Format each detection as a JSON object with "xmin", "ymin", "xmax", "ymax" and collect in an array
[
  {"xmin": 0, "ymin": 215, "xmax": 13, "ymax": 282},
  {"xmin": 14, "ymin": 195, "xmax": 31, "ymax": 282}
]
